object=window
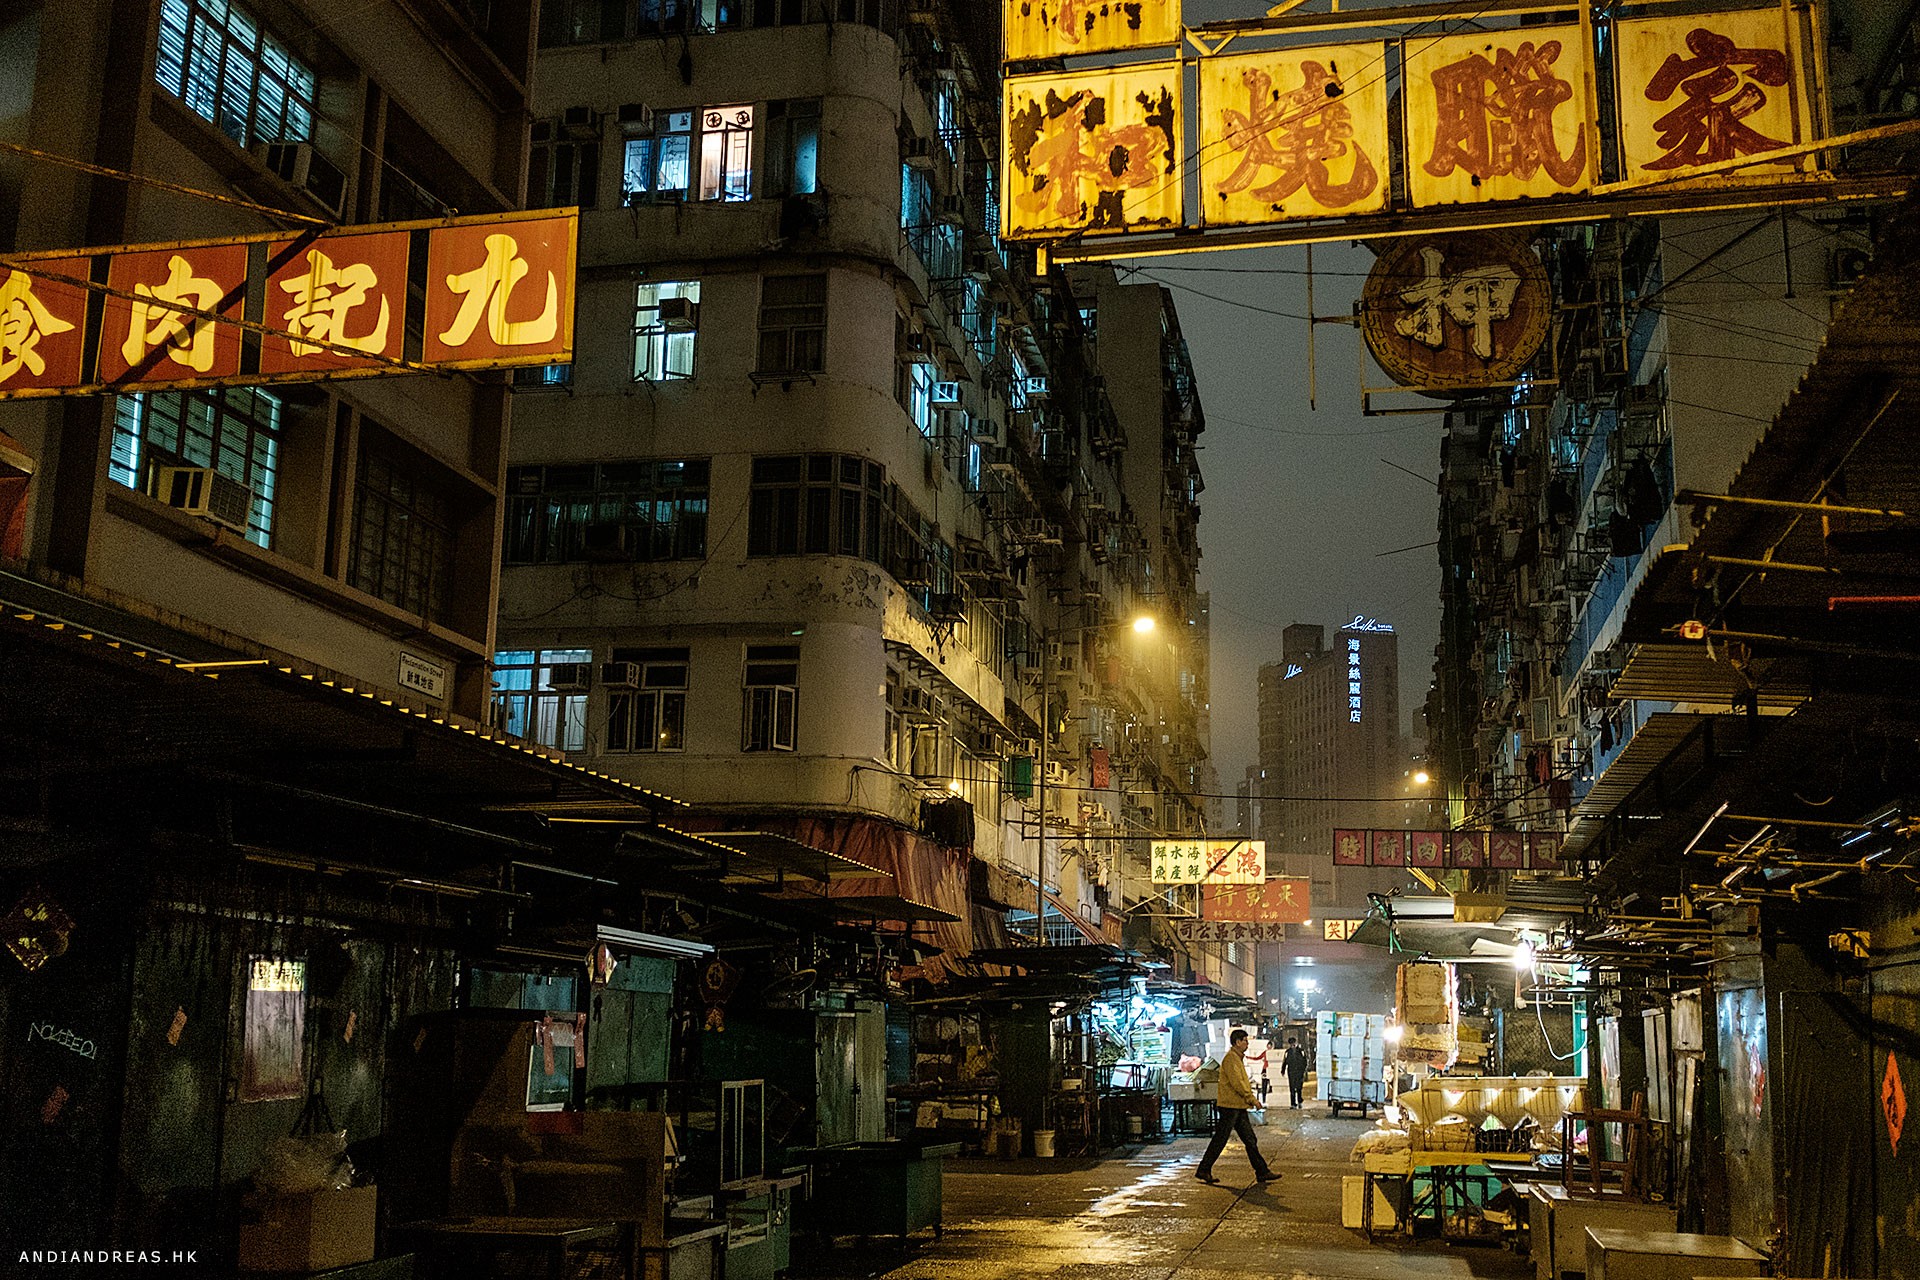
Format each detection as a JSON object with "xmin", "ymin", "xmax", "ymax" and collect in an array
[
  {"xmin": 623, "ymin": 110, "xmax": 693, "ymax": 203},
  {"xmin": 747, "ymin": 454, "xmax": 884, "ymax": 558},
  {"xmin": 540, "ymin": 0, "xmax": 740, "ymax": 42},
  {"xmin": 742, "ymin": 644, "xmax": 798, "ymax": 752},
  {"xmin": 899, "ymin": 164, "xmax": 959, "ymax": 277},
  {"xmin": 513, "ymin": 363, "xmax": 574, "ymax": 390},
  {"xmin": 505, "ymin": 459, "xmax": 709, "ymax": 564},
  {"xmin": 493, "ymin": 648, "xmax": 591, "ymax": 750},
  {"xmin": 607, "ymin": 646, "xmax": 689, "ymax": 752},
  {"xmin": 932, "ymin": 79, "xmax": 959, "ymax": 157},
  {"xmin": 530, "ymin": 114, "xmax": 601, "ymax": 209},
  {"xmin": 900, "ymin": 360, "xmax": 934, "ymax": 437},
  {"xmin": 109, "ymin": 387, "xmax": 281, "ymax": 548},
  {"xmin": 634, "ymin": 281, "xmax": 701, "ymax": 381},
  {"xmin": 351, "ymin": 448, "xmax": 458, "ymax": 622},
  {"xmin": 154, "ymin": 0, "xmax": 316, "ymax": 148},
  {"xmin": 757, "ymin": 274, "xmax": 826, "ymax": 374},
  {"xmin": 698, "ymin": 105, "xmax": 754, "ymax": 202},
  {"xmin": 767, "ymin": 99, "xmax": 820, "ymax": 197}
]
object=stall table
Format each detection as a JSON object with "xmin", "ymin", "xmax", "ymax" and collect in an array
[
  {"xmin": 1583, "ymin": 1228, "xmax": 1767, "ymax": 1280},
  {"xmin": 1361, "ymin": 1150, "xmax": 1535, "ymax": 1241},
  {"xmin": 397, "ymin": 1216, "xmax": 625, "ymax": 1280},
  {"xmin": 798, "ymin": 1140, "xmax": 962, "ymax": 1240}
]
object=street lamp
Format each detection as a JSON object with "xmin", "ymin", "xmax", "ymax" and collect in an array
[{"xmin": 1034, "ymin": 611, "xmax": 1157, "ymax": 944}]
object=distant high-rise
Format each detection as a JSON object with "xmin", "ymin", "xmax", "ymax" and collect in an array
[{"xmin": 1258, "ymin": 617, "xmax": 1414, "ymax": 914}]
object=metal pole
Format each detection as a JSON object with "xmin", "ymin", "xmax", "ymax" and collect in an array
[{"xmin": 1037, "ymin": 624, "xmax": 1049, "ymax": 945}]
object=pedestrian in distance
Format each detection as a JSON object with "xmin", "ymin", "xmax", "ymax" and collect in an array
[
  {"xmin": 1196, "ymin": 1029, "xmax": 1278, "ymax": 1185},
  {"xmin": 1283, "ymin": 1037, "xmax": 1308, "ymax": 1109}
]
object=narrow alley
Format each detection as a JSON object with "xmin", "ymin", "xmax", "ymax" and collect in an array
[{"xmin": 798, "ymin": 1109, "xmax": 1535, "ymax": 1280}]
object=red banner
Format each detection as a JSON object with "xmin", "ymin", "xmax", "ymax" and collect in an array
[
  {"xmin": 98, "ymin": 244, "xmax": 248, "ymax": 385},
  {"xmin": 1369, "ymin": 830, "xmax": 1406, "ymax": 866},
  {"xmin": 1528, "ymin": 831, "xmax": 1565, "ymax": 870},
  {"xmin": 1409, "ymin": 830, "xmax": 1445, "ymax": 867},
  {"xmin": 1333, "ymin": 829, "xmax": 1368, "ymax": 865},
  {"xmin": 1090, "ymin": 746, "xmax": 1110, "ymax": 790},
  {"xmin": 260, "ymin": 231, "xmax": 409, "ymax": 375},
  {"xmin": 424, "ymin": 213, "xmax": 576, "ymax": 367},
  {"xmin": 1489, "ymin": 830, "xmax": 1526, "ymax": 869},
  {"xmin": 1448, "ymin": 830, "xmax": 1487, "ymax": 868},
  {"xmin": 1203, "ymin": 878, "xmax": 1310, "ymax": 923}
]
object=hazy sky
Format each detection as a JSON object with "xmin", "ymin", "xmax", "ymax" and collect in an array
[
  {"xmin": 1109, "ymin": 0, "xmax": 1447, "ymax": 790},
  {"xmin": 1131, "ymin": 244, "xmax": 1442, "ymax": 787}
]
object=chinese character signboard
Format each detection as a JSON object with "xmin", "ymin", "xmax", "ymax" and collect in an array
[
  {"xmin": 1402, "ymin": 26, "xmax": 1592, "ymax": 208},
  {"xmin": 1333, "ymin": 829, "xmax": 1368, "ymax": 866},
  {"xmin": 1324, "ymin": 918, "xmax": 1363, "ymax": 941},
  {"xmin": 1528, "ymin": 831, "xmax": 1564, "ymax": 870},
  {"xmin": 0, "ymin": 259, "xmax": 88, "ymax": 392},
  {"xmin": 1204, "ymin": 878, "xmax": 1310, "ymax": 923},
  {"xmin": 0, "ymin": 209, "xmax": 577, "ymax": 401},
  {"xmin": 1490, "ymin": 830, "xmax": 1526, "ymax": 869},
  {"xmin": 1180, "ymin": 921, "xmax": 1290, "ymax": 943},
  {"xmin": 260, "ymin": 231, "xmax": 409, "ymax": 375},
  {"xmin": 1359, "ymin": 231, "xmax": 1552, "ymax": 392},
  {"xmin": 1449, "ymin": 829, "xmax": 1488, "ymax": 868},
  {"xmin": 1004, "ymin": 0, "xmax": 1181, "ymax": 62},
  {"xmin": 1004, "ymin": 64, "xmax": 1182, "ymax": 239},
  {"xmin": 1370, "ymin": 830, "xmax": 1406, "ymax": 866},
  {"xmin": 1409, "ymin": 830, "xmax": 1446, "ymax": 868},
  {"xmin": 1198, "ymin": 44, "xmax": 1390, "ymax": 225},
  {"xmin": 1150, "ymin": 839, "xmax": 1266, "ymax": 883},
  {"xmin": 1616, "ymin": 9, "xmax": 1808, "ymax": 183},
  {"xmin": 98, "ymin": 245, "xmax": 249, "ymax": 385}
]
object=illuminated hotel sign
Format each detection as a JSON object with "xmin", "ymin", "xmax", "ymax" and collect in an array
[
  {"xmin": 1343, "ymin": 615, "xmax": 1395, "ymax": 633},
  {"xmin": 0, "ymin": 209, "xmax": 577, "ymax": 401},
  {"xmin": 1346, "ymin": 635, "xmax": 1362, "ymax": 722},
  {"xmin": 1284, "ymin": 663, "xmax": 1303, "ymax": 679}
]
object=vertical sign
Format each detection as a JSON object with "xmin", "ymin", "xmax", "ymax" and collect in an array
[
  {"xmin": 1003, "ymin": 64, "xmax": 1183, "ymax": 239},
  {"xmin": 1004, "ymin": 0, "xmax": 1182, "ymax": 62},
  {"xmin": 1615, "ymin": 9, "xmax": 1809, "ymax": 183},
  {"xmin": 424, "ymin": 213, "xmax": 577, "ymax": 368},
  {"xmin": 1403, "ymin": 26, "xmax": 1593, "ymax": 208},
  {"xmin": 1198, "ymin": 43, "xmax": 1390, "ymax": 225},
  {"xmin": 0, "ymin": 258, "xmax": 89, "ymax": 394},
  {"xmin": 260, "ymin": 231, "xmax": 410, "ymax": 375},
  {"xmin": 241, "ymin": 957, "xmax": 306, "ymax": 1102},
  {"xmin": 98, "ymin": 244, "xmax": 249, "ymax": 385},
  {"xmin": 1345, "ymin": 634, "xmax": 1363, "ymax": 722}
]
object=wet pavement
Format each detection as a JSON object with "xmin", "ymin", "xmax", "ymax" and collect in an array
[{"xmin": 794, "ymin": 1106, "xmax": 1535, "ymax": 1280}]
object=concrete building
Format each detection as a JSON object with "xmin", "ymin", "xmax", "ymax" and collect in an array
[
  {"xmin": 497, "ymin": 1, "xmax": 1232, "ymax": 986},
  {"xmin": 1258, "ymin": 618, "xmax": 1416, "ymax": 915}
]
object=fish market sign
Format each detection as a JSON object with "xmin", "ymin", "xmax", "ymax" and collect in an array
[
  {"xmin": 0, "ymin": 209, "xmax": 576, "ymax": 400},
  {"xmin": 1000, "ymin": 3, "xmax": 1824, "ymax": 243}
]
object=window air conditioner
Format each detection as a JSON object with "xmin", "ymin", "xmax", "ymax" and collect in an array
[
  {"xmin": 901, "ymin": 331, "xmax": 930, "ymax": 355},
  {"xmin": 256, "ymin": 142, "xmax": 347, "ymax": 218},
  {"xmin": 656, "ymin": 296, "xmax": 699, "ymax": 331},
  {"xmin": 545, "ymin": 663, "xmax": 593, "ymax": 691},
  {"xmin": 931, "ymin": 381, "xmax": 962, "ymax": 407},
  {"xmin": 936, "ymin": 193, "xmax": 965, "ymax": 223},
  {"xmin": 929, "ymin": 592, "xmax": 966, "ymax": 622},
  {"xmin": 582, "ymin": 521, "xmax": 632, "ymax": 561},
  {"xmin": 600, "ymin": 662, "xmax": 642, "ymax": 690},
  {"xmin": 902, "ymin": 136, "xmax": 935, "ymax": 167},
  {"xmin": 150, "ymin": 466, "xmax": 252, "ymax": 534},
  {"xmin": 560, "ymin": 105, "xmax": 601, "ymax": 139}
]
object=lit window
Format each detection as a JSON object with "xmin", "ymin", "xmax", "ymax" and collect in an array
[
  {"xmin": 493, "ymin": 648, "xmax": 592, "ymax": 751},
  {"xmin": 634, "ymin": 281, "xmax": 701, "ymax": 381},
  {"xmin": 904, "ymin": 361, "xmax": 934, "ymax": 437},
  {"xmin": 109, "ymin": 387, "xmax": 281, "ymax": 549},
  {"xmin": 607, "ymin": 647, "xmax": 689, "ymax": 752},
  {"xmin": 154, "ymin": 0, "xmax": 316, "ymax": 148},
  {"xmin": 742, "ymin": 644, "xmax": 798, "ymax": 752},
  {"xmin": 698, "ymin": 104, "xmax": 754, "ymax": 202},
  {"xmin": 623, "ymin": 110, "xmax": 693, "ymax": 203}
]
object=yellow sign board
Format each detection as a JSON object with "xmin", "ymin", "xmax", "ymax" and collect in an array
[
  {"xmin": 1615, "ymin": 8, "xmax": 1810, "ymax": 183},
  {"xmin": 1401, "ymin": 26, "xmax": 1593, "ymax": 207},
  {"xmin": 1150, "ymin": 838, "xmax": 1266, "ymax": 884},
  {"xmin": 1004, "ymin": 63, "xmax": 1183, "ymax": 239},
  {"xmin": 1198, "ymin": 43, "xmax": 1390, "ymax": 225},
  {"xmin": 1004, "ymin": 0, "xmax": 1182, "ymax": 63}
]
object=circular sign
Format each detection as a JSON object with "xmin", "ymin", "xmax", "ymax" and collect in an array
[{"xmin": 1358, "ymin": 231, "xmax": 1551, "ymax": 394}]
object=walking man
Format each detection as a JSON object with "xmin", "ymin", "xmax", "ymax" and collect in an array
[
  {"xmin": 1283, "ymin": 1037, "xmax": 1308, "ymax": 1109},
  {"xmin": 1196, "ymin": 1029, "xmax": 1277, "ymax": 1184}
]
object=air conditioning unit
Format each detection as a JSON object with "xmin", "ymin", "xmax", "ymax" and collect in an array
[
  {"xmin": 1049, "ymin": 643, "xmax": 1077, "ymax": 673},
  {"xmin": 560, "ymin": 105, "xmax": 600, "ymax": 139},
  {"xmin": 255, "ymin": 142, "xmax": 347, "ymax": 218},
  {"xmin": 617, "ymin": 102, "xmax": 655, "ymax": 132},
  {"xmin": 897, "ymin": 556, "xmax": 933, "ymax": 587},
  {"xmin": 931, "ymin": 380, "xmax": 962, "ymax": 407},
  {"xmin": 936, "ymin": 193, "xmax": 965, "ymax": 223},
  {"xmin": 902, "ymin": 136, "xmax": 935, "ymax": 167},
  {"xmin": 545, "ymin": 663, "xmax": 592, "ymax": 691},
  {"xmin": 657, "ymin": 296, "xmax": 699, "ymax": 331},
  {"xmin": 1043, "ymin": 760, "xmax": 1073, "ymax": 787},
  {"xmin": 900, "ymin": 687, "xmax": 940, "ymax": 722},
  {"xmin": 929, "ymin": 592, "xmax": 967, "ymax": 622},
  {"xmin": 600, "ymin": 661, "xmax": 642, "ymax": 689},
  {"xmin": 1021, "ymin": 376, "xmax": 1049, "ymax": 401},
  {"xmin": 901, "ymin": 331, "xmax": 930, "ymax": 355},
  {"xmin": 150, "ymin": 466, "xmax": 252, "ymax": 534}
]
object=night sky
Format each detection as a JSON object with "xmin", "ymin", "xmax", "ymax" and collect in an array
[{"xmin": 1106, "ymin": 1, "xmax": 1446, "ymax": 793}]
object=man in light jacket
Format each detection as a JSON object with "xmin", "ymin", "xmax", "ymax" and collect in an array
[{"xmin": 1196, "ymin": 1029, "xmax": 1277, "ymax": 1184}]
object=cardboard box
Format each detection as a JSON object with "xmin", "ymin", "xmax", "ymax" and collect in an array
[
  {"xmin": 239, "ymin": 1186, "xmax": 377, "ymax": 1272},
  {"xmin": 1341, "ymin": 1174, "xmax": 1399, "ymax": 1229}
]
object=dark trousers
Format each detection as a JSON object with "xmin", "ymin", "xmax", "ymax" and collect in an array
[
  {"xmin": 1197, "ymin": 1107, "xmax": 1270, "ymax": 1177},
  {"xmin": 1287, "ymin": 1075, "xmax": 1304, "ymax": 1107}
]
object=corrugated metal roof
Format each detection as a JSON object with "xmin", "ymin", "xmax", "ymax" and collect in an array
[{"xmin": 1611, "ymin": 643, "xmax": 1810, "ymax": 710}]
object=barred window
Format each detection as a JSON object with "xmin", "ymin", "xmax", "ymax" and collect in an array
[
  {"xmin": 634, "ymin": 281, "xmax": 700, "ymax": 381},
  {"xmin": 746, "ymin": 454, "xmax": 884, "ymax": 558},
  {"xmin": 109, "ymin": 387, "xmax": 281, "ymax": 548},
  {"xmin": 351, "ymin": 449, "xmax": 457, "ymax": 622},
  {"xmin": 505, "ymin": 459, "xmax": 708, "ymax": 564},
  {"xmin": 155, "ymin": 0, "xmax": 316, "ymax": 148},
  {"xmin": 766, "ymin": 99, "xmax": 820, "ymax": 198},
  {"xmin": 493, "ymin": 648, "xmax": 590, "ymax": 751}
]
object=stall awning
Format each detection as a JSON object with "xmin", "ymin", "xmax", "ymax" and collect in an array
[
  {"xmin": 658, "ymin": 828, "xmax": 892, "ymax": 887},
  {"xmin": 1610, "ymin": 643, "xmax": 1810, "ymax": 711},
  {"xmin": 1564, "ymin": 712, "xmax": 1730, "ymax": 856}
]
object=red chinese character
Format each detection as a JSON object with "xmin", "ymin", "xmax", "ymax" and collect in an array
[
  {"xmin": 1013, "ymin": 86, "xmax": 1174, "ymax": 226},
  {"xmin": 1424, "ymin": 41, "xmax": 1586, "ymax": 187},
  {"xmin": 1642, "ymin": 28, "xmax": 1790, "ymax": 170},
  {"xmin": 1216, "ymin": 63, "xmax": 1378, "ymax": 207}
]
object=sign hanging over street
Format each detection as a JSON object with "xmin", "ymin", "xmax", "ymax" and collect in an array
[
  {"xmin": 1358, "ymin": 231, "xmax": 1552, "ymax": 392},
  {"xmin": 1203, "ymin": 877, "xmax": 1310, "ymax": 923},
  {"xmin": 1000, "ymin": 2, "xmax": 1829, "ymax": 243},
  {"xmin": 1150, "ymin": 838, "xmax": 1266, "ymax": 884},
  {"xmin": 0, "ymin": 209, "xmax": 576, "ymax": 401}
]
